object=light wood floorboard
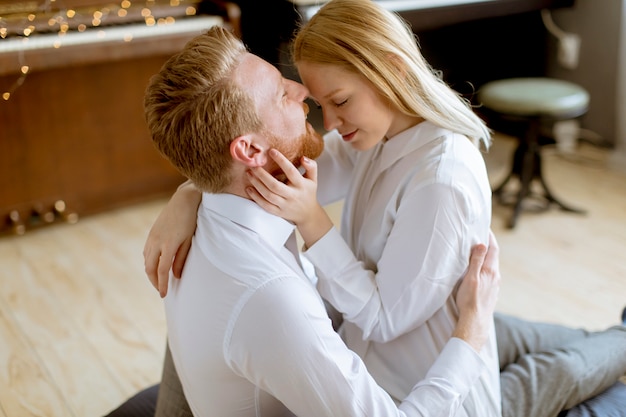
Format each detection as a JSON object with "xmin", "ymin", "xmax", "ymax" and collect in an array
[{"xmin": 0, "ymin": 133, "xmax": 624, "ymax": 416}]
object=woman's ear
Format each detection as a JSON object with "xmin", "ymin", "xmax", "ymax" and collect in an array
[{"xmin": 230, "ymin": 135, "xmax": 268, "ymax": 167}]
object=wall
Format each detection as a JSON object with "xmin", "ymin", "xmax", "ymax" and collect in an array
[
  {"xmin": 548, "ymin": 0, "xmax": 625, "ymax": 168},
  {"xmin": 614, "ymin": 0, "xmax": 626, "ymax": 169}
]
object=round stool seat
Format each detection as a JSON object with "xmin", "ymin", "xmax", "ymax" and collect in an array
[{"xmin": 478, "ymin": 77, "xmax": 589, "ymax": 118}]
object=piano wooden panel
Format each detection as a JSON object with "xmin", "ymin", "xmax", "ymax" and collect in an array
[{"xmin": 0, "ymin": 9, "xmax": 225, "ymax": 235}]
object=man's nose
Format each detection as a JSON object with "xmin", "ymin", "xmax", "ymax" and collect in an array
[
  {"xmin": 323, "ymin": 108, "xmax": 340, "ymax": 132},
  {"xmin": 288, "ymin": 80, "xmax": 310, "ymax": 102}
]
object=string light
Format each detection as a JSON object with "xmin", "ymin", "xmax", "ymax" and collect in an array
[
  {"xmin": 1, "ymin": 0, "xmax": 198, "ymax": 100},
  {"xmin": 2, "ymin": 63, "xmax": 29, "ymax": 101}
]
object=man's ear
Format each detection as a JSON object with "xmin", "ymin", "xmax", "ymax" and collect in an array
[{"xmin": 230, "ymin": 134, "xmax": 268, "ymax": 167}]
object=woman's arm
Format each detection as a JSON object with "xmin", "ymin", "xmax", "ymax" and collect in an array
[
  {"xmin": 247, "ymin": 144, "xmax": 492, "ymax": 343},
  {"xmin": 310, "ymin": 182, "xmax": 485, "ymax": 342},
  {"xmin": 143, "ymin": 180, "xmax": 202, "ymax": 297}
]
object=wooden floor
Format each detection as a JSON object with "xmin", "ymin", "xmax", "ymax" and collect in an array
[{"xmin": 1, "ymin": 133, "xmax": 625, "ymax": 416}]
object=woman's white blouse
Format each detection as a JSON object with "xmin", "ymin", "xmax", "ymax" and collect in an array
[{"xmin": 309, "ymin": 121, "xmax": 502, "ymax": 417}]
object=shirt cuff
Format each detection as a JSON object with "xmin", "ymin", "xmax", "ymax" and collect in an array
[
  {"xmin": 418, "ymin": 337, "xmax": 487, "ymax": 391},
  {"xmin": 303, "ymin": 226, "xmax": 356, "ymax": 278}
]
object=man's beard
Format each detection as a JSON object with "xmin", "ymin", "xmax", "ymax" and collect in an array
[{"xmin": 267, "ymin": 122, "xmax": 325, "ymax": 180}]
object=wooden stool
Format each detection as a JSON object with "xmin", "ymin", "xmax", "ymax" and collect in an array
[{"xmin": 478, "ymin": 77, "xmax": 590, "ymax": 228}]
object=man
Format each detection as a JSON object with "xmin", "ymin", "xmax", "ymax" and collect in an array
[{"xmin": 129, "ymin": 25, "xmax": 500, "ymax": 416}]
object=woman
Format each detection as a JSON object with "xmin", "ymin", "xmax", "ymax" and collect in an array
[
  {"xmin": 247, "ymin": 1, "xmax": 498, "ymax": 416},
  {"xmin": 144, "ymin": 1, "xmax": 626, "ymax": 416}
]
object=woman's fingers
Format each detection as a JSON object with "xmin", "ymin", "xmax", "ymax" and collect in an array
[
  {"xmin": 247, "ymin": 169, "xmax": 286, "ymax": 210},
  {"xmin": 269, "ymin": 149, "xmax": 304, "ymax": 184},
  {"xmin": 300, "ymin": 156, "xmax": 318, "ymax": 182}
]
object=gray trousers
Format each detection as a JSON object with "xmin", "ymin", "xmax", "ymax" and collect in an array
[
  {"xmin": 154, "ymin": 345, "xmax": 193, "ymax": 417},
  {"xmin": 105, "ymin": 313, "xmax": 626, "ymax": 417},
  {"xmin": 496, "ymin": 313, "xmax": 626, "ymax": 417}
]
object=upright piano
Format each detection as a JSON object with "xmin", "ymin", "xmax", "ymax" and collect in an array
[{"xmin": 0, "ymin": 0, "xmax": 239, "ymax": 235}]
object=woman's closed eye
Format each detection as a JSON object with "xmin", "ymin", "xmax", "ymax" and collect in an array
[{"xmin": 309, "ymin": 98, "xmax": 347, "ymax": 110}]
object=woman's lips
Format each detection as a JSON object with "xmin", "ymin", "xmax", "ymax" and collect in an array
[{"xmin": 341, "ymin": 130, "xmax": 356, "ymax": 142}]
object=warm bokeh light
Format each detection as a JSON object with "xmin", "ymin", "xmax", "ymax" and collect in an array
[{"xmin": 1, "ymin": 0, "xmax": 204, "ymax": 100}]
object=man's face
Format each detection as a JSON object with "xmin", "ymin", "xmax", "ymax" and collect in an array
[{"xmin": 234, "ymin": 53, "xmax": 324, "ymax": 174}]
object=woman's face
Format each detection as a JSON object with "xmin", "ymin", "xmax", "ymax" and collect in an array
[{"xmin": 297, "ymin": 61, "xmax": 412, "ymax": 151}]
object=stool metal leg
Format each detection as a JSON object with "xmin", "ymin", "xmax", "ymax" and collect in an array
[
  {"xmin": 537, "ymin": 174, "xmax": 586, "ymax": 214},
  {"xmin": 492, "ymin": 117, "xmax": 586, "ymax": 229},
  {"xmin": 508, "ymin": 120, "xmax": 541, "ymax": 228},
  {"xmin": 509, "ymin": 140, "xmax": 536, "ymax": 228}
]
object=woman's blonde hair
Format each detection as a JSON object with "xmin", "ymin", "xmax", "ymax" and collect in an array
[
  {"xmin": 292, "ymin": 0, "xmax": 491, "ymax": 148},
  {"xmin": 144, "ymin": 26, "xmax": 263, "ymax": 192}
]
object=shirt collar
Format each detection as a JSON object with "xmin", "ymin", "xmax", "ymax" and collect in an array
[
  {"xmin": 200, "ymin": 193, "xmax": 295, "ymax": 251},
  {"xmin": 378, "ymin": 120, "xmax": 449, "ymax": 172}
]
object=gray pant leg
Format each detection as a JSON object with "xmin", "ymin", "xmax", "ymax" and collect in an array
[
  {"xmin": 495, "ymin": 313, "xmax": 626, "ymax": 417},
  {"xmin": 155, "ymin": 342, "xmax": 193, "ymax": 417},
  {"xmin": 564, "ymin": 381, "xmax": 626, "ymax": 417}
]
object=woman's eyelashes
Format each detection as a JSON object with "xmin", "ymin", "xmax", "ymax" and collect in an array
[{"xmin": 313, "ymin": 99, "xmax": 348, "ymax": 109}]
